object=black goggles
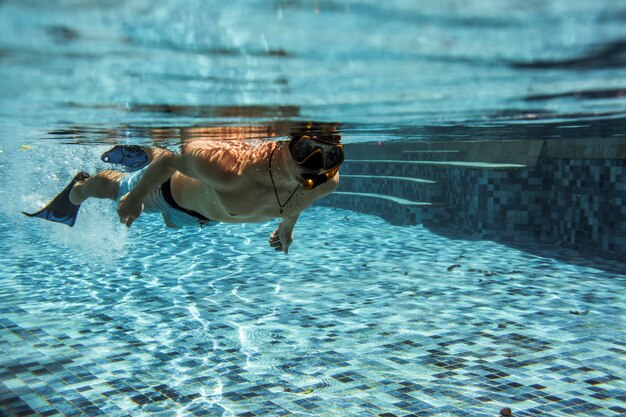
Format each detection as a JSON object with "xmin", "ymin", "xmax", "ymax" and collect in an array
[{"xmin": 291, "ymin": 136, "xmax": 344, "ymax": 170}]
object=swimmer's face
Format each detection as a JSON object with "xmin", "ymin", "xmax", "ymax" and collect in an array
[{"xmin": 289, "ymin": 135, "xmax": 344, "ymax": 174}]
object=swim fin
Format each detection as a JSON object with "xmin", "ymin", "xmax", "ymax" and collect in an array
[
  {"xmin": 22, "ymin": 172, "xmax": 90, "ymax": 227},
  {"xmin": 101, "ymin": 145, "xmax": 149, "ymax": 170}
]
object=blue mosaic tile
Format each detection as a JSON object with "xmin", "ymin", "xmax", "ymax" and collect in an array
[
  {"xmin": 334, "ymin": 156, "xmax": 626, "ymax": 258},
  {"xmin": 1, "ymin": 198, "xmax": 625, "ymax": 416}
]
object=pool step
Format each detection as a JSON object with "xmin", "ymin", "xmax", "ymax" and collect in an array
[
  {"xmin": 338, "ymin": 174, "xmax": 443, "ymax": 202},
  {"xmin": 342, "ymin": 159, "xmax": 527, "ymax": 179},
  {"xmin": 344, "ymin": 140, "xmax": 543, "ymax": 166},
  {"xmin": 402, "ymin": 149, "xmax": 464, "ymax": 161},
  {"xmin": 321, "ymin": 158, "xmax": 528, "ymax": 226},
  {"xmin": 316, "ymin": 191, "xmax": 445, "ymax": 226}
]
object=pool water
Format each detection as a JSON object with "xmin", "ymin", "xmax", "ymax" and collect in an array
[
  {"xmin": 1, "ymin": 0, "xmax": 626, "ymax": 141},
  {"xmin": 1, "ymin": 0, "xmax": 626, "ymax": 416},
  {"xmin": 1, "ymin": 205, "xmax": 625, "ymax": 417}
]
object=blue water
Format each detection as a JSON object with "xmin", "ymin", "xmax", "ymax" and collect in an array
[
  {"xmin": 1, "ymin": 1, "xmax": 626, "ymax": 416},
  {"xmin": 2, "ymin": 205, "xmax": 626, "ymax": 416},
  {"xmin": 1, "ymin": 0, "xmax": 626, "ymax": 143}
]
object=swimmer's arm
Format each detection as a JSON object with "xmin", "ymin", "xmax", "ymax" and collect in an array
[
  {"xmin": 269, "ymin": 213, "xmax": 300, "ymax": 254},
  {"xmin": 117, "ymin": 149, "xmax": 182, "ymax": 226},
  {"xmin": 117, "ymin": 145, "xmax": 235, "ymax": 225},
  {"xmin": 125, "ymin": 150, "xmax": 181, "ymax": 201},
  {"xmin": 280, "ymin": 213, "xmax": 300, "ymax": 236},
  {"xmin": 267, "ymin": 173, "xmax": 339, "ymax": 254},
  {"xmin": 276, "ymin": 175, "xmax": 339, "ymax": 239}
]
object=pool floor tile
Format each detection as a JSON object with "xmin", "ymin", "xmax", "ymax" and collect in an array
[{"xmin": 1, "ymin": 208, "xmax": 625, "ymax": 416}]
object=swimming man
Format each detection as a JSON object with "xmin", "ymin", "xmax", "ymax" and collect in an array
[{"xmin": 23, "ymin": 131, "xmax": 344, "ymax": 254}]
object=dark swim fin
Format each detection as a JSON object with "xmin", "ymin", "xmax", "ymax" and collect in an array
[
  {"xmin": 22, "ymin": 172, "xmax": 90, "ymax": 227},
  {"xmin": 101, "ymin": 145, "xmax": 149, "ymax": 170}
]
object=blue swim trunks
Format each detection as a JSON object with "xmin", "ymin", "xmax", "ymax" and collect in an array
[{"xmin": 117, "ymin": 168, "xmax": 211, "ymax": 228}]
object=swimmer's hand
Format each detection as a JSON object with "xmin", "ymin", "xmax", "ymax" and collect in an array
[
  {"xmin": 269, "ymin": 223, "xmax": 294, "ymax": 254},
  {"xmin": 117, "ymin": 193, "xmax": 144, "ymax": 227}
]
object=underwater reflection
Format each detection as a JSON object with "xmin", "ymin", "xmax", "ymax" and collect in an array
[{"xmin": 47, "ymin": 115, "xmax": 342, "ymax": 146}]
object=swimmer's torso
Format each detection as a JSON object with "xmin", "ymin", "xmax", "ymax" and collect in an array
[{"xmin": 169, "ymin": 141, "xmax": 338, "ymax": 223}]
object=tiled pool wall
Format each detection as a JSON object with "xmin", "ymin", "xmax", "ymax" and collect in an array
[
  {"xmin": 540, "ymin": 158, "xmax": 625, "ymax": 254},
  {"xmin": 423, "ymin": 158, "xmax": 626, "ymax": 255},
  {"xmin": 330, "ymin": 140, "xmax": 626, "ymax": 258}
]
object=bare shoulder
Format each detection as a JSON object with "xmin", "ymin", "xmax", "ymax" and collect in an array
[
  {"xmin": 182, "ymin": 141, "xmax": 248, "ymax": 166},
  {"xmin": 180, "ymin": 141, "xmax": 263, "ymax": 185}
]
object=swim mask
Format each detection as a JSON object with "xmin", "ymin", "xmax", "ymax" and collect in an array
[{"xmin": 290, "ymin": 135, "xmax": 344, "ymax": 171}]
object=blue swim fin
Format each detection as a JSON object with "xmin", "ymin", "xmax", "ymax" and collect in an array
[
  {"xmin": 101, "ymin": 145, "xmax": 149, "ymax": 170},
  {"xmin": 22, "ymin": 172, "xmax": 90, "ymax": 227}
]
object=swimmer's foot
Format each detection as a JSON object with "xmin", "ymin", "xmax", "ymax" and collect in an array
[
  {"xmin": 101, "ymin": 145, "xmax": 149, "ymax": 170},
  {"xmin": 22, "ymin": 172, "xmax": 90, "ymax": 227}
]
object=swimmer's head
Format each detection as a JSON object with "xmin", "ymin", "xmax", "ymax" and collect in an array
[
  {"xmin": 287, "ymin": 130, "xmax": 342, "ymax": 189},
  {"xmin": 287, "ymin": 121, "xmax": 341, "ymax": 144},
  {"xmin": 289, "ymin": 135, "xmax": 343, "ymax": 171}
]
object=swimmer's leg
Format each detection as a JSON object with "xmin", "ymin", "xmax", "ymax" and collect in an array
[
  {"xmin": 68, "ymin": 170, "xmax": 125, "ymax": 205},
  {"xmin": 162, "ymin": 213, "xmax": 180, "ymax": 228},
  {"xmin": 22, "ymin": 172, "xmax": 89, "ymax": 227},
  {"xmin": 23, "ymin": 170, "xmax": 124, "ymax": 227},
  {"xmin": 68, "ymin": 168, "xmax": 178, "ymax": 229}
]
